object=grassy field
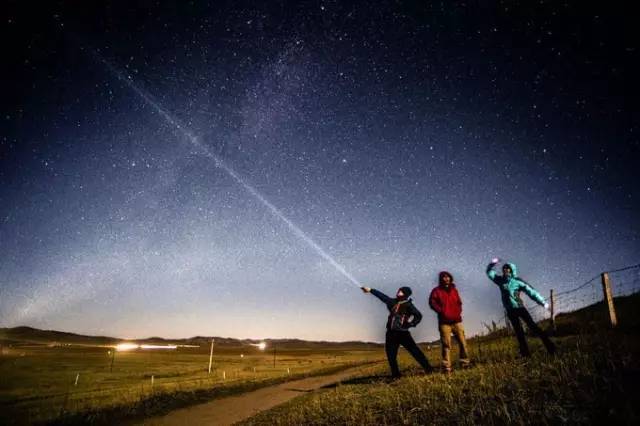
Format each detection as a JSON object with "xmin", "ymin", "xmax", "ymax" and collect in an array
[
  {"xmin": 3, "ymin": 294, "xmax": 638, "ymax": 425},
  {"xmin": 241, "ymin": 294, "xmax": 640, "ymax": 425},
  {"xmin": 0, "ymin": 332, "xmax": 384, "ymax": 425}
]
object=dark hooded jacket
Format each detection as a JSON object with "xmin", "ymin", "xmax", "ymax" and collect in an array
[
  {"xmin": 370, "ymin": 288, "xmax": 423, "ymax": 331},
  {"xmin": 428, "ymin": 272, "xmax": 463, "ymax": 324}
]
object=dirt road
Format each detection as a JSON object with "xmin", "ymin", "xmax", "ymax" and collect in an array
[{"xmin": 139, "ymin": 365, "xmax": 372, "ymax": 426}]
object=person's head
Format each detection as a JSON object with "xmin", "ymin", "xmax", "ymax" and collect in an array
[
  {"xmin": 396, "ymin": 286, "xmax": 412, "ymax": 300},
  {"xmin": 438, "ymin": 271, "xmax": 453, "ymax": 287},
  {"xmin": 502, "ymin": 264, "xmax": 513, "ymax": 278}
]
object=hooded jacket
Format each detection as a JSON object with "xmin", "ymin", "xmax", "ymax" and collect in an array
[
  {"xmin": 486, "ymin": 262, "xmax": 546, "ymax": 310},
  {"xmin": 428, "ymin": 272, "xmax": 463, "ymax": 324},
  {"xmin": 370, "ymin": 288, "xmax": 423, "ymax": 331}
]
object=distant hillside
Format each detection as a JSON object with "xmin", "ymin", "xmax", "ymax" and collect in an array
[
  {"xmin": 0, "ymin": 326, "xmax": 383, "ymax": 350},
  {"xmin": 471, "ymin": 292, "xmax": 640, "ymax": 343},
  {"xmin": 5, "ymin": 294, "xmax": 637, "ymax": 350},
  {"xmin": 0, "ymin": 326, "xmax": 118, "ymax": 346}
]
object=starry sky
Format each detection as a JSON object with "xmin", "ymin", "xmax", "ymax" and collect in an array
[{"xmin": 1, "ymin": 1, "xmax": 638, "ymax": 342}]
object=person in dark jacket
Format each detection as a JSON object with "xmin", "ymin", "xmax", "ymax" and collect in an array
[
  {"xmin": 428, "ymin": 271, "xmax": 470, "ymax": 372},
  {"xmin": 361, "ymin": 285, "xmax": 434, "ymax": 378},
  {"xmin": 486, "ymin": 258, "xmax": 556, "ymax": 357}
]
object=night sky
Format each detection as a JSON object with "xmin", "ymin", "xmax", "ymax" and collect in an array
[{"xmin": 1, "ymin": 1, "xmax": 638, "ymax": 342}]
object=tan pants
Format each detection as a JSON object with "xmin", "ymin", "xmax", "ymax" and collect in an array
[{"xmin": 439, "ymin": 322, "xmax": 470, "ymax": 370}]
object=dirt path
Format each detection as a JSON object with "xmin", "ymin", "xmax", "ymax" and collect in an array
[{"xmin": 139, "ymin": 365, "xmax": 374, "ymax": 426}]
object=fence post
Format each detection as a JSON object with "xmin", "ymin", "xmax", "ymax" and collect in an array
[
  {"xmin": 208, "ymin": 339, "xmax": 214, "ymax": 374},
  {"xmin": 601, "ymin": 273, "xmax": 618, "ymax": 327},
  {"xmin": 550, "ymin": 289, "xmax": 556, "ymax": 331}
]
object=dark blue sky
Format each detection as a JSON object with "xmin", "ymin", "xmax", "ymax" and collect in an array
[{"xmin": 1, "ymin": 1, "xmax": 638, "ymax": 341}]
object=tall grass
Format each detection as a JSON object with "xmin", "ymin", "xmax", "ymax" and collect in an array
[
  {"xmin": 242, "ymin": 294, "xmax": 640, "ymax": 425},
  {"xmin": 242, "ymin": 331, "xmax": 640, "ymax": 425}
]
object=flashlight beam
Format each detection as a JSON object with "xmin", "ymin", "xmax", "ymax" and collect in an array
[{"xmin": 92, "ymin": 50, "xmax": 361, "ymax": 288}]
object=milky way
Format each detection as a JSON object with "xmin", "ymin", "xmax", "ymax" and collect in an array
[{"xmin": 1, "ymin": 1, "xmax": 638, "ymax": 342}]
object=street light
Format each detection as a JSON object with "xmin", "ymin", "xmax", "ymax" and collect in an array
[{"xmin": 255, "ymin": 341, "xmax": 275, "ymax": 367}]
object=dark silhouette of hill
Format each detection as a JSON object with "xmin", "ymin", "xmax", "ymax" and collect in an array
[{"xmin": 0, "ymin": 326, "xmax": 383, "ymax": 350}]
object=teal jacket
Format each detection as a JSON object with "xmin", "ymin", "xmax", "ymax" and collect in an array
[{"xmin": 486, "ymin": 262, "xmax": 546, "ymax": 310}]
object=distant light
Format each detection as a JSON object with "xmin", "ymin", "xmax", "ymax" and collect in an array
[
  {"xmin": 258, "ymin": 342, "xmax": 267, "ymax": 351},
  {"xmin": 116, "ymin": 343, "xmax": 139, "ymax": 351},
  {"xmin": 116, "ymin": 343, "xmax": 179, "ymax": 351},
  {"xmin": 140, "ymin": 344, "xmax": 177, "ymax": 350}
]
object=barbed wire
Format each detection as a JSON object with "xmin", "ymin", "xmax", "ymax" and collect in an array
[
  {"xmin": 605, "ymin": 262, "xmax": 640, "ymax": 275},
  {"xmin": 555, "ymin": 275, "xmax": 600, "ymax": 297}
]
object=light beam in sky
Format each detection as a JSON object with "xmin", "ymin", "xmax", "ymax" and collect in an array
[{"xmin": 92, "ymin": 49, "xmax": 362, "ymax": 288}]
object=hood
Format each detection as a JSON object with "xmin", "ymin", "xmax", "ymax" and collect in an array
[
  {"xmin": 397, "ymin": 286, "xmax": 412, "ymax": 299},
  {"xmin": 504, "ymin": 262, "xmax": 519, "ymax": 278},
  {"xmin": 438, "ymin": 271, "xmax": 455, "ymax": 287}
]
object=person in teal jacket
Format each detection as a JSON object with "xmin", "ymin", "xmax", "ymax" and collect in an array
[{"xmin": 486, "ymin": 258, "xmax": 556, "ymax": 356}]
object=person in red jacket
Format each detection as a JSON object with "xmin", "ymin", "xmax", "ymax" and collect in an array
[{"xmin": 428, "ymin": 271, "xmax": 470, "ymax": 372}]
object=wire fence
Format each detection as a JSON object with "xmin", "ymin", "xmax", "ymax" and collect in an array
[{"xmin": 479, "ymin": 263, "xmax": 640, "ymax": 335}]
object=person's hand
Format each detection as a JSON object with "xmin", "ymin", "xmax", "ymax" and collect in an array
[
  {"xmin": 361, "ymin": 286, "xmax": 371, "ymax": 293},
  {"xmin": 490, "ymin": 257, "xmax": 500, "ymax": 264}
]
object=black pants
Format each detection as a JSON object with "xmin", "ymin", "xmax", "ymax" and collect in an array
[
  {"xmin": 385, "ymin": 330, "xmax": 432, "ymax": 377},
  {"xmin": 507, "ymin": 308, "xmax": 556, "ymax": 356}
]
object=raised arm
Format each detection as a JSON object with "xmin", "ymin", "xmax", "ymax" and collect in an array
[
  {"xmin": 486, "ymin": 258, "xmax": 499, "ymax": 282},
  {"xmin": 368, "ymin": 288, "xmax": 394, "ymax": 307}
]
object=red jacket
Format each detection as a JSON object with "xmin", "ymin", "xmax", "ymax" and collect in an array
[{"xmin": 429, "ymin": 283, "xmax": 463, "ymax": 324}]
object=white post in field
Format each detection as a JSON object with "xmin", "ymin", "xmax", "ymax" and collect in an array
[
  {"xmin": 74, "ymin": 373, "xmax": 80, "ymax": 386},
  {"xmin": 208, "ymin": 338, "xmax": 215, "ymax": 374}
]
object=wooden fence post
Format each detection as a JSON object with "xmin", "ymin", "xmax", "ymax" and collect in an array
[
  {"xmin": 550, "ymin": 289, "xmax": 556, "ymax": 331},
  {"xmin": 601, "ymin": 273, "xmax": 618, "ymax": 327}
]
